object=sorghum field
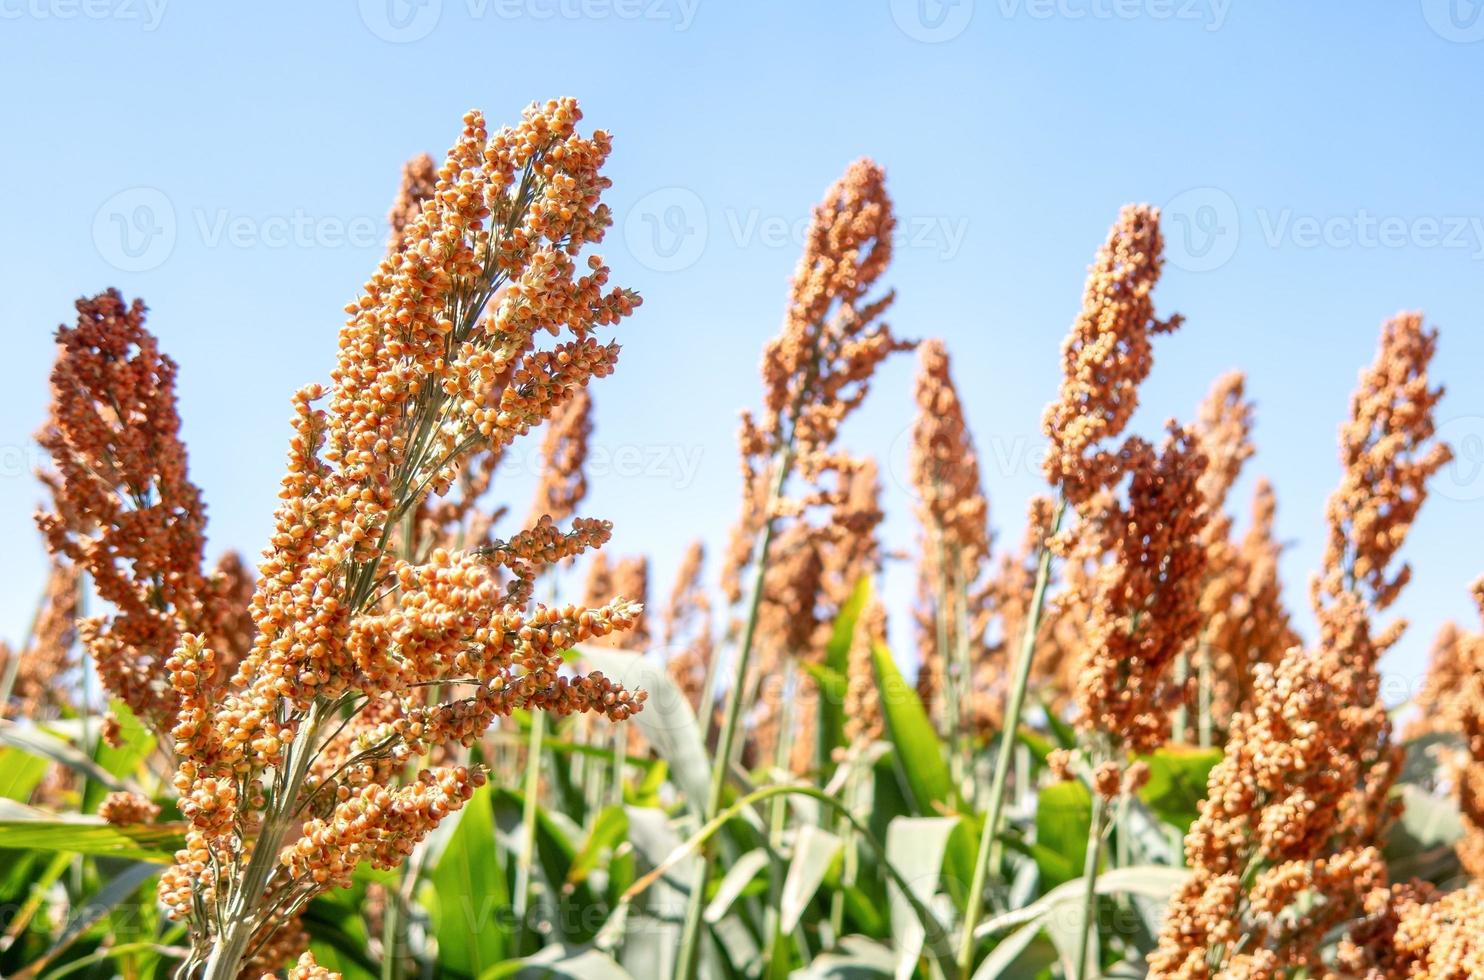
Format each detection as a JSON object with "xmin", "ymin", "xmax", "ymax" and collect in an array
[{"xmin": 2, "ymin": 90, "xmax": 1481, "ymax": 979}]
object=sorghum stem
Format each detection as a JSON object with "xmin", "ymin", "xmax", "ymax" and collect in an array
[
  {"xmin": 1171, "ymin": 652, "xmax": 1189, "ymax": 743},
  {"xmin": 514, "ymin": 709, "xmax": 546, "ymax": 939},
  {"xmin": 201, "ymin": 699, "xmax": 326, "ymax": 980},
  {"xmin": 952, "ymin": 558, "xmax": 973, "ymax": 795},
  {"xmin": 956, "ymin": 498, "xmax": 1064, "ymax": 980},
  {"xmin": 1197, "ymin": 640, "xmax": 1214, "ymax": 749},
  {"xmin": 1074, "ymin": 791, "xmax": 1110, "ymax": 980},
  {"xmin": 673, "ymin": 448, "xmax": 793, "ymax": 980}
]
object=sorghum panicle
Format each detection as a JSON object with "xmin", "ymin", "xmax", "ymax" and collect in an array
[
  {"xmin": 1152, "ymin": 312, "xmax": 1452, "ymax": 978},
  {"xmin": 1042, "ymin": 204, "xmax": 1184, "ymax": 508},
  {"xmin": 151, "ymin": 100, "xmax": 646, "ymax": 972},
  {"xmin": 0, "ymin": 558, "xmax": 79, "ymax": 720},
  {"xmin": 1072, "ymin": 424, "xmax": 1210, "ymax": 758},
  {"xmin": 36, "ymin": 290, "xmax": 219, "ymax": 732},
  {"xmin": 908, "ymin": 339, "xmax": 992, "ymax": 729}
]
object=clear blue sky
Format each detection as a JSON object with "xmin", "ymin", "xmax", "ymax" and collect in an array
[{"xmin": 2, "ymin": 1, "xmax": 1481, "ymax": 701}]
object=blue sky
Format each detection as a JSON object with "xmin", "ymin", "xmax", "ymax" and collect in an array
[{"xmin": 2, "ymin": 1, "xmax": 1481, "ymax": 702}]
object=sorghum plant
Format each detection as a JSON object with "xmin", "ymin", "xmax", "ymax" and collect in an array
[
  {"xmin": 678, "ymin": 157, "xmax": 908, "ymax": 980},
  {"xmin": 909, "ymin": 339, "xmax": 993, "ymax": 771},
  {"xmin": 39, "ymin": 99, "xmax": 648, "ymax": 979},
  {"xmin": 961, "ymin": 203, "xmax": 1189, "ymax": 978},
  {"xmin": 1150, "ymin": 312, "xmax": 1451, "ymax": 979}
]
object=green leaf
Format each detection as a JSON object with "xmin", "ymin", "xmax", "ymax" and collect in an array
[
  {"xmin": 1399, "ymin": 731, "xmax": 1465, "ymax": 786},
  {"xmin": 1034, "ymin": 781, "xmax": 1091, "ymax": 891},
  {"xmin": 492, "ymin": 788, "xmax": 603, "ymax": 941},
  {"xmin": 568, "ymin": 805, "xmax": 628, "ymax": 887},
  {"xmin": 479, "ymin": 943, "xmax": 638, "ymax": 980},
  {"xmin": 1014, "ymin": 728, "xmax": 1055, "ymax": 768},
  {"xmin": 1137, "ymin": 746, "xmax": 1221, "ymax": 832},
  {"xmin": 869, "ymin": 642, "xmax": 954, "ymax": 815},
  {"xmin": 576, "ymin": 645, "xmax": 712, "ymax": 818},
  {"xmin": 802, "ymin": 662, "xmax": 849, "ymax": 762},
  {"xmin": 2, "ymin": 722, "xmax": 130, "ymax": 793},
  {"xmin": 884, "ymin": 816, "xmax": 959, "ymax": 979},
  {"xmin": 85, "ymin": 700, "xmax": 157, "ymax": 812},
  {"xmin": 0, "ymin": 819, "xmax": 183, "ymax": 862},
  {"xmin": 303, "ymin": 894, "xmax": 381, "ymax": 980},
  {"xmin": 972, "ymin": 922, "xmax": 1059, "ymax": 980},
  {"xmin": 430, "ymin": 785, "xmax": 509, "ymax": 978},
  {"xmin": 780, "ymin": 825, "xmax": 844, "ymax": 934},
  {"xmin": 704, "ymin": 848, "xmax": 770, "ymax": 924},
  {"xmin": 972, "ymin": 866, "xmax": 1189, "ymax": 942},
  {"xmin": 0, "ymin": 748, "xmax": 48, "ymax": 802},
  {"xmin": 789, "ymin": 935, "xmax": 895, "ymax": 979},
  {"xmin": 1384, "ymin": 784, "xmax": 1465, "ymax": 883},
  {"xmin": 20, "ymin": 862, "xmax": 158, "ymax": 978},
  {"xmin": 1040, "ymin": 700, "xmax": 1076, "ymax": 751},
  {"xmin": 817, "ymin": 576, "xmax": 873, "ymax": 758}
]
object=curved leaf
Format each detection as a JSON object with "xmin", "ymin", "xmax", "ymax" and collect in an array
[{"xmin": 869, "ymin": 642, "xmax": 953, "ymax": 815}]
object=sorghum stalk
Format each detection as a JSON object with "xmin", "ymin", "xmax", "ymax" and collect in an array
[
  {"xmin": 1074, "ymin": 791, "xmax": 1111, "ymax": 980},
  {"xmin": 201, "ymin": 698, "xmax": 328, "ymax": 980},
  {"xmin": 674, "ymin": 446, "xmax": 792, "ymax": 980},
  {"xmin": 952, "ymin": 558, "xmax": 974, "ymax": 789},
  {"xmin": 683, "ymin": 158, "xmax": 901, "ymax": 980},
  {"xmin": 957, "ymin": 499, "xmax": 1063, "ymax": 980},
  {"xmin": 514, "ymin": 709, "xmax": 546, "ymax": 934}
]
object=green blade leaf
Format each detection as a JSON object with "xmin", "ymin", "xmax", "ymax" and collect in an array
[
  {"xmin": 575, "ymin": 644, "xmax": 712, "ymax": 819},
  {"xmin": 1136, "ymin": 746, "xmax": 1221, "ymax": 833},
  {"xmin": 869, "ymin": 642, "xmax": 953, "ymax": 815},
  {"xmin": 0, "ymin": 818, "xmax": 183, "ymax": 862},
  {"xmin": 429, "ymin": 785, "xmax": 509, "ymax": 978},
  {"xmin": 1034, "ymin": 780, "xmax": 1091, "ymax": 891},
  {"xmin": 704, "ymin": 847, "xmax": 769, "ymax": 924},
  {"xmin": 568, "ymin": 804, "xmax": 628, "ymax": 887},
  {"xmin": 780, "ymin": 824, "xmax": 844, "ymax": 934},
  {"xmin": 0, "ymin": 749, "xmax": 48, "ymax": 803},
  {"xmin": 884, "ymin": 816, "xmax": 960, "ymax": 980},
  {"xmin": 479, "ymin": 943, "xmax": 638, "ymax": 980}
]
